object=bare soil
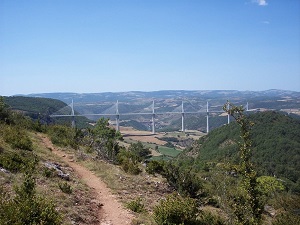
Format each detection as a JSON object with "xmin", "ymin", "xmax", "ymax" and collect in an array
[
  {"xmin": 39, "ymin": 134, "xmax": 134, "ymax": 225},
  {"xmin": 121, "ymin": 127, "xmax": 167, "ymax": 145}
]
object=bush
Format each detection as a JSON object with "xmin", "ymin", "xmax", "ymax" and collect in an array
[
  {"xmin": 153, "ymin": 193, "xmax": 199, "ymax": 225},
  {"xmin": 2, "ymin": 126, "xmax": 33, "ymax": 150},
  {"xmin": 42, "ymin": 167, "xmax": 56, "ymax": 178},
  {"xmin": 47, "ymin": 125, "xmax": 76, "ymax": 147},
  {"xmin": 117, "ymin": 149, "xmax": 141, "ymax": 175},
  {"xmin": 126, "ymin": 197, "xmax": 145, "ymax": 213},
  {"xmin": 146, "ymin": 160, "xmax": 166, "ymax": 175},
  {"xmin": 58, "ymin": 181, "xmax": 72, "ymax": 194},
  {"xmin": 128, "ymin": 141, "xmax": 151, "ymax": 162},
  {"xmin": 0, "ymin": 172, "xmax": 61, "ymax": 225},
  {"xmin": 163, "ymin": 163, "xmax": 203, "ymax": 198},
  {"xmin": 0, "ymin": 151, "xmax": 38, "ymax": 173},
  {"xmin": 197, "ymin": 211, "xmax": 225, "ymax": 225}
]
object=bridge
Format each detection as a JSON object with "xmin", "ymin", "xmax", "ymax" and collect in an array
[{"xmin": 50, "ymin": 100, "xmax": 251, "ymax": 134}]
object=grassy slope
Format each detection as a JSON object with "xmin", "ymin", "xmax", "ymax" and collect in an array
[{"xmin": 0, "ymin": 130, "xmax": 100, "ymax": 225}]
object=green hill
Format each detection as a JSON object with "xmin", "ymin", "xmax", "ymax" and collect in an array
[
  {"xmin": 179, "ymin": 111, "xmax": 300, "ymax": 190},
  {"xmin": 4, "ymin": 96, "xmax": 92, "ymax": 128}
]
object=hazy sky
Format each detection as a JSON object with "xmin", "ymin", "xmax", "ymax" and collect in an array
[{"xmin": 1, "ymin": 0, "xmax": 299, "ymax": 96}]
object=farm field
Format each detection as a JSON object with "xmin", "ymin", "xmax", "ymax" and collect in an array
[{"xmin": 119, "ymin": 126, "xmax": 204, "ymax": 159}]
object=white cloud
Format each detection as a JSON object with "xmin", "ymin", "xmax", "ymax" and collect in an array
[
  {"xmin": 252, "ymin": 0, "xmax": 268, "ymax": 6},
  {"xmin": 262, "ymin": 21, "xmax": 270, "ymax": 24}
]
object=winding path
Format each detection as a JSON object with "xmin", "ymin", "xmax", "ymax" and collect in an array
[{"xmin": 39, "ymin": 134, "xmax": 134, "ymax": 225}]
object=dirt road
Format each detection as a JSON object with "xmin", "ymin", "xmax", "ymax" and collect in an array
[{"xmin": 39, "ymin": 134, "xmax": 134, "ymax": 225}]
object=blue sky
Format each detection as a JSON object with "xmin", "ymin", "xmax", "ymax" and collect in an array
[{"xmin": 1, "ymin": 0, "xmax": 299, "ymax": 96}]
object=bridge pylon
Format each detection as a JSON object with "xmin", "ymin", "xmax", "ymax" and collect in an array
[
  {"xmin": 116, "ymin": 100, "xmax": 120, "ymax": 132},
  {"xmin": 181, "ymin": 101, "xmax": 185, "ymax": 132},
  {"xmin": 206, "ymin": 101, "xmax": 209, "ymax": 133},
  {"xmin": 152, "ymin": 100, "xmax": 155, "ymax": 134},
  {"xmin": 226, "ymin": 101, "xmax": 230, "ymax": 125},
  {"xmin": 71, "ymin": 99, "xmax": 76, "ymax": 128}
]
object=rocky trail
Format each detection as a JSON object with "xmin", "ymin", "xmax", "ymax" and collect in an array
[{"xmin": 39, "ymin": 134, "xmax": 134, "ymax": 225}]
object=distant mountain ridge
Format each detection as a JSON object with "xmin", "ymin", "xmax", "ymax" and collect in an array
[{"xmin": 23, "ymin": 89, "xmax": 300, "ymax": 103}]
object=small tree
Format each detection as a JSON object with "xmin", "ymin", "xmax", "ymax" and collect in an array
[
  {"xmin": 117, "ymin": 149, "xmax": 141, "ymax": 175},
  {"xmin": 0, "ymin": 96, "xmax": 10, "ymax": 124},
  {"xmin": 82, "ymin": 118, "xmax": 122, "ymax": 162},
  {"xmin": 128, "ymin": 141, "xmax": 151, "ymax": 162},
  {"xmin": 223, "ymin": 102, "xmax": 262, "ymax": 225}
]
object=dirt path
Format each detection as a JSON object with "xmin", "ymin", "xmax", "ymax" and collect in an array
[{"xmin": 39, "ymin": 134, "xmax": 134, "ymax": 225}]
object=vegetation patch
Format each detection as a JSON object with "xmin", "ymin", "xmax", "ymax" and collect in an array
[
  {"xmin": 126, "ymin": 197, "xmax": 146, "ymax": 213},
  {"xmin": 58, "ymin": 181, "xmax": 73, "ymax": 194}
]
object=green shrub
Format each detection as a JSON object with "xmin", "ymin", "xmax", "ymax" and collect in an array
[
  {"xmin": 198, "ymin": 211, "xmax": 225, "ymax": 225},
  {"xmin": 0, "ymin": 151, "xmax": 38, "ymax": 173},
  {"xmin": 126, "ymin": 197, "xmax": 146, "ymax": 213},
  {"xmin": 47, "ymin": 125, "xmax": 76, "ymax": 147},
  {"xmin": 146, "ymin": 160, "xmax": 166, "ymax": 175},
  {"xmin": 2, "ymin": 126, "xmax": 33, "ymax": 150},
  {"xmin": 163, "ymin": 163, "xmax": 203, "ymax": 198},
  {"xmin": 153, "ymin": 193, "xmax": 199, "ymax": 225},
  {"xmin": 126, "ymin": 161, "xmax": 141, "ymax": 175},
  {"xmin": 128, "ymin": 141, "xmax": 151, "ymax": 162},
  {"xmin": 42, "ymin": 167, "xmax": 56, "ymax": 178},
  {"xmin": 0, "ymin": 172, "xmax": 61, "ymax": 225},
  {"xmin": 117, "ymin": 149, "xmax": 141, "ymax": 175},
  {"xmin": 58, "ymin": 181, "xmax": 72, "ymax": 194}
]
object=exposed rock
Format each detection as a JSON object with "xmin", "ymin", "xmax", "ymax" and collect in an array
[
  {"xmin": 44, "ymin": 161, "xmax": 70, "ymax": 180},
  {"xmin": 0, "ymin": 166, "xmax": 10, "ymax": 174},
  {"xmin": 264, "ymin": 205, "xmax": 276, "ymax": 217}
]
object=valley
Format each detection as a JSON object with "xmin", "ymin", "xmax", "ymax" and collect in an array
[{"xmin": 1, "ymin": 91, "xmax": 300, "ymax": 225}]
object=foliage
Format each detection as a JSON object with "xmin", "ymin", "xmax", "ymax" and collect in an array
[
  {"xmin": 4, "ymin": 96, "xmax": 67, "ymax": 115},
  {"xmin": 47, "ymin": 124, "xmax": 77, "ymax": 148},
  {"xmin": 223, "ymin": 102, "xmax": 262, "ymax": 225},
  {"xmin": 117, "ymin": 149, "xmax": 141, "ymax": 175},
  {"xmin": 0, "ymin": 96, "xmax": 10, "ymax": 124},
  {"xmin": 197, "ymin": 212, "xmax": 225, "ymax": 225},
  {"xmin": 146, "ymin": 160, "xmax": 166, "ymax": 175},
  {"xmin": 4, "ymin": 96, "xmax": 92, "ymax": 128},
  {"xmin": 117, "ymin": 141, "xmax": 150, "ymax": 175},
  {"xmin": 0, "ymin": 150, "xmax": 38, "ymax": 173},
  {"xmin": 180, "ymin": 110, "xmax": 300, "ymax": 193},
  {"xmin": 81, "ymin": 118, "xmax": 122, "ymax": 162},
  {"xmin": 126, "ymin": 197, "xmax": 146, "ymax": 213},
  {"xmin": 0, "ymin": 172, "xmax": 61, "ymax": 225},
  {"xmin": 272, "ymin": 194, "xmax": 300, "ymax": 225},
  {"xmin": 128, "ymin": 141, "xmax": 151, "ymax": 162},
  {"xmin": 1, "ymin": 125, "xmax": 33, "ymax": 150},
  {"xmin": 159, "ymin": 136, "xmax": 179, "ymax": 143},
  {"xmin": 153, "ymin": 193, "xmax": 199, "ymax": 225},
  {"xmin": 256, "ymin": 176, "xmax": 285, "ymax": 197},
  {"xmin": 42, "ymin": 167, "xmax": 56, "ymax": 178},
  {"xmin": 58, "ymin": 181, "xmax": 73, "ymax": 194},
  {"xmin": 164, "ymin": 162, "xmax": 204, "ymax": 198}
]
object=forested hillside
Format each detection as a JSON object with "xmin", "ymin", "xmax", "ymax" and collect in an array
[
  {"xmin": 179, "ymin": 111, "xmax": 300, "ymax": 192},
  {"xmin": 4, "ymin": 96, "xmax": 92, "ymax": 128}
]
